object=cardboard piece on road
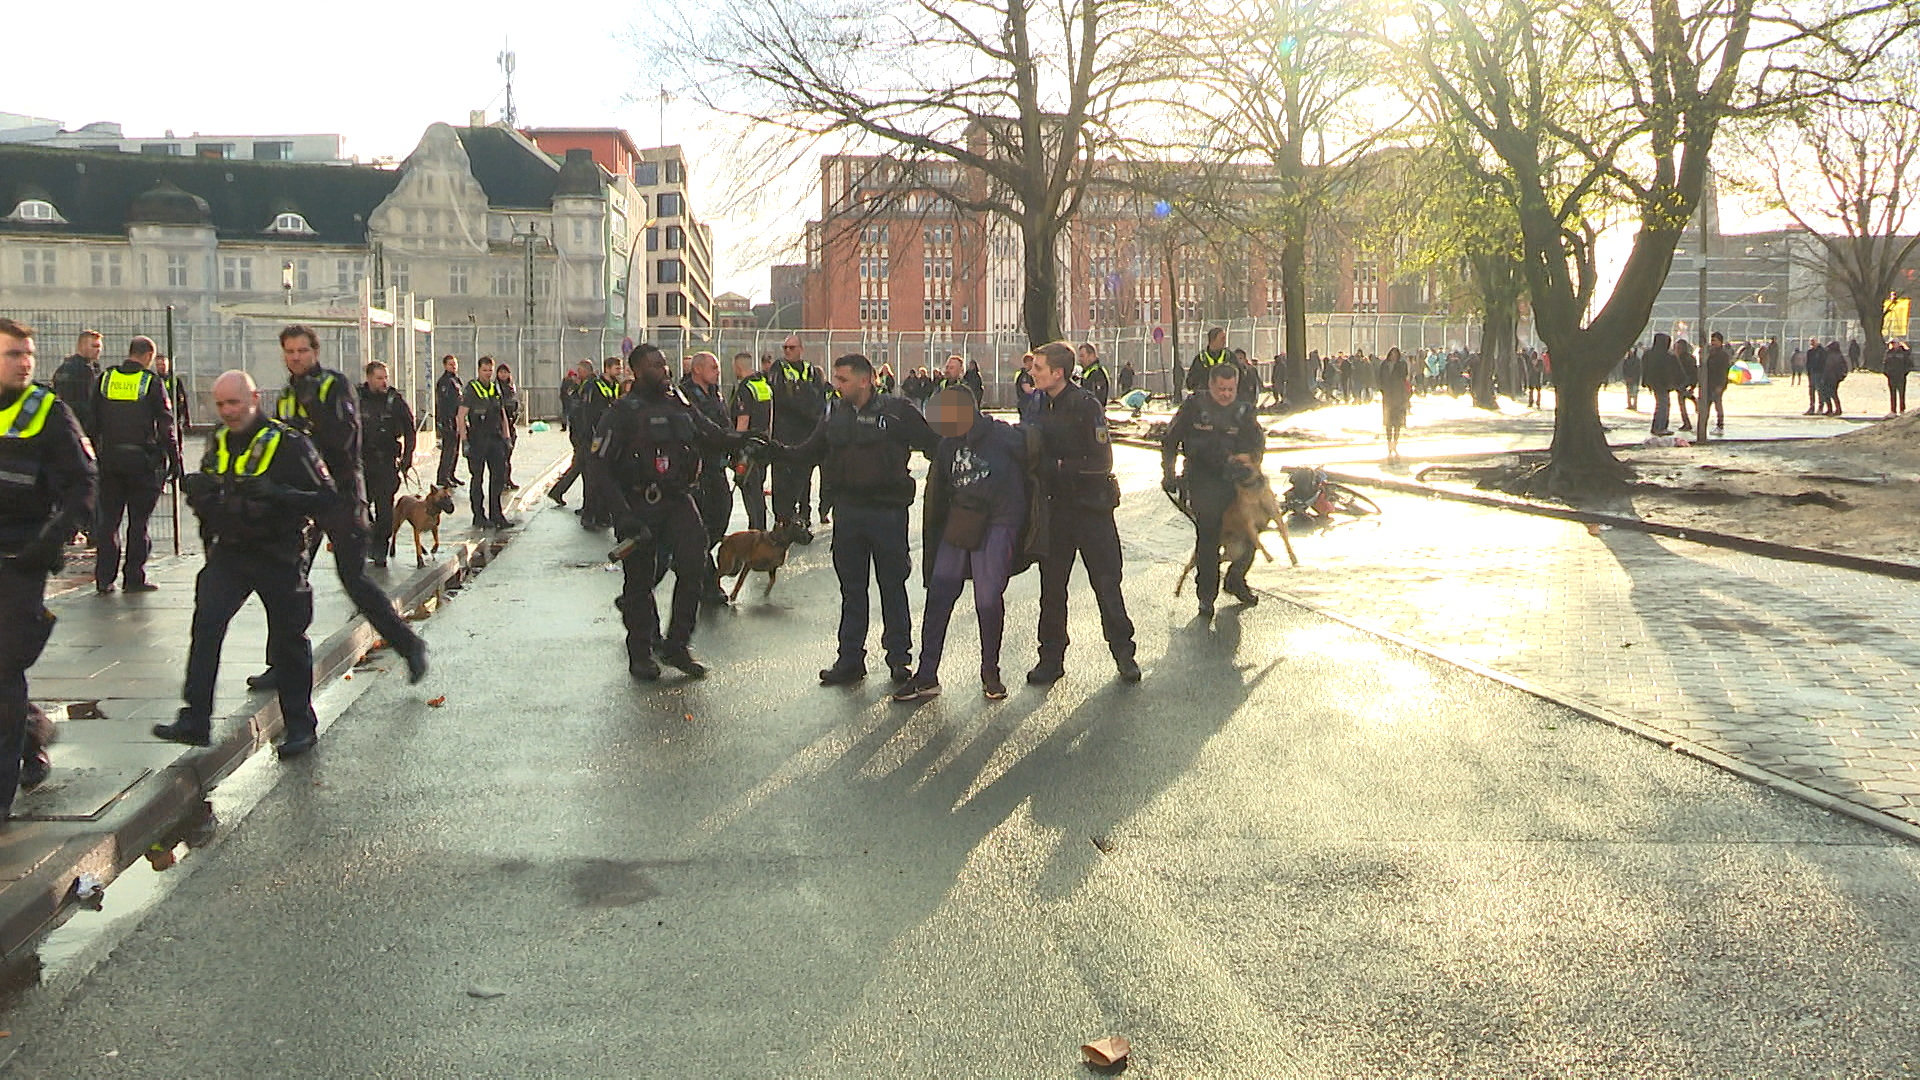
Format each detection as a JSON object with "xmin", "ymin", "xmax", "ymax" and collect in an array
[{"xmin": 1081, "ymin": 1035, "xmax": 1130, "ymax": 1067}]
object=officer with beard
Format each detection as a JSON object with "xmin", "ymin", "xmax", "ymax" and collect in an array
[{"xmin": 590, "ymin": 344, "xmax": 755, "ymax": 681}]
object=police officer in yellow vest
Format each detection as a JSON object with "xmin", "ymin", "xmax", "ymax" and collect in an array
[
  {"xmin": 458, "ymin": 356, "xmax": 514, "ymax": 529},
  {"xmin": 1184, "ymin": 326, "xmax": 1233, "ymax": 395},
  {"xmin": 157, "ymin": 370, "xmax": 334, "ymax": 759},
  {"xmin": 86, "ymin": 335, "xmax": 180, "ymax": 594},
  {"xmin": 728, "ymin": 351, "xmax": 773, "ymax": 530},
  {"xmin": 0, "ymin": 318, "xmax": 96, "ymax": 819}
]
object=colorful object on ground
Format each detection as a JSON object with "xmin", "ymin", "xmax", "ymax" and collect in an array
[{"xmin": 1729, "ymin": 360, "xmax": 1769, "ymax": 385}]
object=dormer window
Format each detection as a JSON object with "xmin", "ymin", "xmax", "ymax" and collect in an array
[
  {"xmin": 7, "ymin": 199, "xmax": 64, "ymax": 224},
  {"xmin": 267, "ymin": 212, "xmax": 316, "ymax": 236}
]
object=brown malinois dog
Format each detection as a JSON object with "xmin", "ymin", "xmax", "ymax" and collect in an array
[
  {"xmin": 714, "ymin": 521, "xmax": 809, "ymax": 601},
  {"xmin": 391, "ymin": 486, "xmax": 457, "ymax": 567}
]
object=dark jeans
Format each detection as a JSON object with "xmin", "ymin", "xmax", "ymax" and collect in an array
[
  {"xmin": 0, "ymin": 564, "xmax": 55, "ymax": 816},
  {"xmin": 830, "ymin": 504, "xmax": 913, "ymax": 670},
  {"xmin": 1036, "ymin": 502, "xmax": 1136, "ymax": 662},
  {"xmin": 772, "ymin": 460, "xmax": 815, "ymax": 524},
  {"xmin": 735, "ymin": 461, "xmax": 769, "ymax": 531},
  {"xmin": 183, "ymin": 546, "xmax": 316, "ymax": 742},
  {"xmin": 1651, "ymin": 390, "xmax": 1672, "ymax": 433},
  {"xmin": 1889, "ymin": 370, "xmax": 1909, "ymax": 413},
  {"xmin": 467, "ymin": 439, "xmax": 507, "ymax": 522},
  {"xmin": 1188, "ymin": 475, "xmax": 1253, "ymax": 604},
  {"xmin": 94, "ymin": 468, "xmax": 161, "ymax": 588},
  {"xmin": 619, "ymin": 494, "xmax": 707, "ymax": 657},
  {"xmin": 435, "ymin": 425, "xmax": 462, "ymax": 486},
  {"xmin": 916, "ymin": 523, "xmax": 1018, "ymax": 682}
]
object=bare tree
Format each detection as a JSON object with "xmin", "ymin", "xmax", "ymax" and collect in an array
[
  {"xmin": 671, "ymin": 0, "xmax": 1175, "ymax": 345},
  {"xmin": 1405, "ymin": 0, "xmax": 1910, "ymax": 493}
]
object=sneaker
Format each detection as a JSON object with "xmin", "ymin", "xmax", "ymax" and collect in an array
[
  {"xmin": 892, "ymin": 676, "xmax": 941, "ymax": 702},
  {"xmin": 818, "ymin": 664, "xmax": 866, "ymax": 686},
  {"xmin": 982, "ymin": 675, "xmax": 1008, "ymax": 700}
]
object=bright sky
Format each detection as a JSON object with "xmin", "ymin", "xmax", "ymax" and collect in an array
[{"xmin": 9, "ymin": 0, "xmax": 795, "ymax": 301}]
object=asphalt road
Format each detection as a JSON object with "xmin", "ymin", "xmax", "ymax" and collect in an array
[{"xmin": 3, "ymin": 447, "xmax": 1919, "ymax": 1078}]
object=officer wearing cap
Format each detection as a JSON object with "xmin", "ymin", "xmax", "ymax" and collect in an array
[
  {"xmin": 590, "ymin": 343, "xmax": 752, "ymax": 681},
  {"xmin": 155, "ymin": 370, "xmax": 333, "ymax": 759},
  {"xmin": 1163, "ymin": 361, "xmax": 1265, "ymax": 618},
  {"xmin": 250, "ymin": 325, "xmax": 428, "ymax": 689},
  {"xmin": 87, "ymin": 335, "xmax": 180, "ymax": 594},
  {"xmin": 0, "ymin": 317, "xmax": 96, "ymax": 818}
]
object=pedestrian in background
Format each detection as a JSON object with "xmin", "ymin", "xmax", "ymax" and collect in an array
[
  {"xmin": 87, "ymin": 335, "xmax": 179, "ymax": 594},
  {"xmin": 559, "ymin": 360, "xmax": 589, "ymax": 432},
  {"xmin": 1802, "ymin": 338, "xmax": 1824, "ymax": 414},
  {"xmin": 496, "ymin": 362, "xmax": 521, "ymax": 490},
  {"xmin": 1622, "ymin": 346, "xmax": 1641, "ymax": 411},
  {"xmin": 154, "ymin": 354, "xmax": 192, "ymax": 433},
  {"xmin": 679, "ymin": 351, "xmax": 735, "ymax": 605},
  {"xmin": 1642, "ymin": 333, "xmax": 1679, "ymax": 436},
  {"xmin": 1078, "ymin": 343, "xmax": 1111, "ymax": 405},
  {"xmin": 0, "ymin": 317, "xmax": 96, "ymax": 817},
  {"xmin": 1884, "ymin": 340, "xmax": 1912, "ymax": 416},
  {"xmin": 962, "ymin": 359, "xmax": 985, "ymax": 404},
  {"xmin": 433, "ymin": 354, "xmax": 464, "ymax": 488},
  {"xmin": 1696, "ymin": 331, "xmax": 1732, "ymax": 440},
  {"xmin": 1379, "ymin": 347, "xmax": 1411, "ymax": 463},
  {"xmin": 1822, "ymin": 340, "xmax": 1849, "ymax": 416}
]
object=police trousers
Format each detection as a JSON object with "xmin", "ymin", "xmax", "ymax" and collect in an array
[
  {"xmin": 831, "ymin": 504, "xmax": 914, "ymax": 670},
  {"xmin": 619, "ymin": 493, "xmax": 708, "ymax": 658},
  {"xmin": 184, "ymin": 545, "xmax": 318, "ymax": 742},
  {"xmin": 0, "ymin": 564, "xmax": 56, "ymax": 817},
  {"xmin": 435, "ymin": 423, "xmax": 462, "ymax": 487},
  {"xmin": 1036, "ymin": 502, "xmax": 1136, "ymax": 662},
  {"xmin": 1188, "ymin": 475, "xmax": 1252, "ymax": 604},
  {"xmin": 466, "ymin": 438, "xmax": 507, "ymax": 522},
  {"xmin": 94, "ymin": 467, "xmax": 161, "ymax": 589},
  {"xmin": 365, "ymin": 464, "xmax": 400, "ymax": 561}
]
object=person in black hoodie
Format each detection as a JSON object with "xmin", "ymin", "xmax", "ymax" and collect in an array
[
  {"xmin": 1884, "ymin": 340, "xmax": 1912, "ymax": 416},
  {"xmin": 1641, "ymin": 332, "xmax": 1679, "ymax": 435},
  {"xmin": 895, "ymin": 388, "xmax": 1028, "ymax": 703}
]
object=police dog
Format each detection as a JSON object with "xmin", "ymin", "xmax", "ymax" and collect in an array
[
  {"xmin": 391, "ymin": 486, "xmax": 457, "ymax": 567},
  {"xmin": 715, "ymin": 521, "xmax": 808, "ymax": 601},
  {"xmin": 1175, "ymin": 467, "xmax": 1298, "ymax": 595}
]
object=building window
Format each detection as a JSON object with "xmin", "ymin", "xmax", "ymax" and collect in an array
[
  {"xmin": 491, "ymin": 266, "xmax": 520, "ymax": 296},
  {"xmin": 295, "ymin": 259, "xmax": 310, "ymax": 290},
  {"xmin": 665, "ymin": 159, "xmax": 684, "ymax": 184},
  {"xmin": 658, "ymin": 259, "xmax": 683, "ymax": 284},
  {"xmin": 20, "ymin": 249, "xmax": 53, "ymax": 286},
  {"xmin": 266, "ymin": 212, "xmax": 315, "ymax": 236},
  {"xmin": 196, "ymin": 142, "xmax": 233, "ymax": 159},
  {"xmin": 335, "ymin": 258, "xmax": 365, "ymax": 289},
  {"xmin": 535, "ymin": 270, "xmax": 552, "ymax": 297},
  {"xmin": 635, "ymin": 161, "xmax": 659, "ymax": 186},
  {"xmin": 166, "ymin": 254, "xmax": 188, "ymax": 288},
  {"xmin": 140, "ymin": 142, "xmax": 180, "ymax": 156},
  {"xmin": 10, "ymin": 199, "xmax": 58, "ymax": 222},
  {"xmin": 658, "ymin": 192, "xmax": 682, "ymax": 218},
  {"xmin": 391, "ymin": 261, "xmax": 410, "ymax": 293},
  {"xmin": 90, "ymin": 251, "xmax": 123, "ymax": 287},
  {"xmin": 665, "ymin": 225, "xmax": 684, "ymax": 250},
  {"xmin": 665, "ymin": 292, "xmax": 686, "ymax": 317},
  {"xmin": 647, "ymin": 292, "xmax": 660, "ymax": 318},
  {"xmin": 253, "ymin": 140, "xmax": 293, "ymax": 161},
  {"xmin": 571, "ymin": 220, "xmax": 585, "ymax": 245},
  {"xmin": 222, "ymin": 256, "xmax": 255, "ymax": 291},
  {"xmin": 448, "ymin": 264, "xmax": 470, "ymax": 294}
]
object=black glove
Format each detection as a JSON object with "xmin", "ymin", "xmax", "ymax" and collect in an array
[
  {"xmin": 182, "ymin": 472, "xmax": 218, "ymax": 500},
  {"xmin": 11, "ymin": 535, "xmax": 65, "ymax": 576},
  {"xmin": 614, "ymin": 513, "xmax": 653, "ymax": 546}
]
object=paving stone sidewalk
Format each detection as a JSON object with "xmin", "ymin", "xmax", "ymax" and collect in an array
[{"xmin": 1117, "ymin": 465, "xmax": 1920, "ymax": 831}]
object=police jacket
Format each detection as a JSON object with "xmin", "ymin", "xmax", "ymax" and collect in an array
[
  {"xmin": 89, "ymin": 360, "xmax": 180, "ymax": 478},
  {"xmin": 159, "ymin": 372, "xmax": 191, "ymax": 431},
  {"xmin": 777, "ymin": 393, "xmax": 938, "ymax": 510},
  {"xmin": 573, "ymin": 376, "xmax": 621, "ymax": 441},
  {"xmin": 679, "ymin": 375, "xmax": 730, "ymax": 461},
  {"xmin": 1021, "ymin": 384, "xmax": 1119, "ymax": 510},
  {"xmin": 730, "ymin": 372, "xmax": 773, "ymax": 435},
  {"xmin": 769, "ymin": 359, "xmax": 827, "ymax": 438},
  {"xmin": 590, "ymin": 383, "xmax": 742, "ymax": 505},
  {"xmin": 1081, "ymin": 362, "xmax": 1111, "ymax": 405},
  {"xmin": 183, "ymin": 416, "xmax": 332, "ymax": 561},
  {"xmin": 1186, "ymin": 348, "xmax": 1233, "ymax": 392},
  {"xmin": 434, "ymin": 370, "xmax": 464, "ymax": 429},
  {"xmin": 274, "ymin": 366, "xmax": 360, "ymax": 487},
  {"xmin": 1162, "ymin": 394, "xmax": 1263, "ymax": 482},
  {"xmin": 358, "ymin": 384, "xmax": 417, "ymax": 477},
  {"xmin": 0, "ymin": 384, "xmax": 96, "ymax": 555},
  {"xmin": 51, "ymin": 354, "xmax": 98, "ymax": 433},
  {"xmin": 461, "ymin": 378, "xmax": 511, "ymax": 446},
  {"xmin": 499, "ymin": 377, "xmax": 521, "ymax": 426}
]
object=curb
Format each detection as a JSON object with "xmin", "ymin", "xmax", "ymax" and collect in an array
[
  {"xmin": 1324, "ymin": 469, "xmax": 1920, "ymax": 582},
  {"xmin": 0, "ymin": 446, "xmax": 573, "ymax": 964},
  {"xmin": 1253, "ymin": 582, "xmax": 1920, "ymax": 846}
]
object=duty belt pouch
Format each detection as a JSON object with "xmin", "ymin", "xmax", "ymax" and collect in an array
[
  {"xmin": 1076, "ymin": 473, "xmax": 1121, "ymax": 510},
  {"xmin": 942, "ymin": 501, "xmax": 990, "ymax": 551}
]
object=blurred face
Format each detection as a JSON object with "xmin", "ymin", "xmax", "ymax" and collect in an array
[
  {"xmin": 832, "ymin": 363, "xmax": 874, "ymax": 407},
  {"xmin": 78, "ymin": 336, "xmax": 101, "ymax": 362},
  {"xmin": 926, "ymin": 387, "xmax": 976, "ymax": 437},
  {"xmin": 0, "ymin": 331, "xmax": 36, "ymax": 393},
  {"xmin": 281, "ymin": 333, "xmax": 319, "ymax": 377},
  {"xmin": 368, "ymin": 367, "xmax": 390, "ymax": 392},
  {"xmin": 1209, "ymin": 373, "xmax": 1238, "ymax": 406},
  {"xmin": 213, "ymin": 376, "xmax": 260, "ymax": 431}
]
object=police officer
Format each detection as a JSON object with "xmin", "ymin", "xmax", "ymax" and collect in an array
[
  {"xmin": 154, "ymin": 354, "xmax": 192, "ymax": 433},
  {"xmin": 769, "ymin": 335, "xmax": 828, "ymax": 534},
  {"xmin": 589, "ymin": 343, "xmax": 751, "ymax": 681},
  {"xmin": 679, "ymin": 351, "xmax": 734, "ymax": 604},
  {"xmin": 156, "ymin": 370, "xmax": 333, "ymax": 759},
  {"xmin": 87, "ymin": 335, "xmax": 180, "ymax": 594},
  {"xmin": 933, "ymin": 355, "xmax": 971, "ymax": 398},
  {"xmin": 550, "ymin": 356, "xmax": 623, "ymax": 528},
  {"xmin": 729, "ymin": 351, "xmax": 773, "ymax": 531},
  {"xmin": 50, "ymin": 330, "xmax": 102, "ymax": 436},
  {"xmin": 459, "ymin": 356, "xmax": 514, "ymax": 529},
  {"xmin": 433, "ymin": 354, "xmax": 464, "ymax": 488},
  {"xmin": 254, "ymin": 325, "xmax": 428, "ymax": 687},
  {"xmin": 1076, "ymin": 342, "xmax": 1111, "ymax": 404},
  {"xmin": 772, "ymin": 353, "xmax": 939, "ymax": 687},
  {"xmin": 0, "ymin": 318, "xmax": 96, "ymax": 819},
  {"xmin": 1162, "ymin": 362, "xmax": 1265, "ymax": 618},
  {"xmin": 358, "ymin": 360, "xmax": 416, "ymax": 569},
  {"xmin": 1023, "ymin": 341, "xmax": 1139, "ymax": 684},
  {"xmin": 1185, "ymin": 326, "xmax": 1232, "ymax": 394},
  {"xmin": 496, "ymin": 362, "xmax": 521, "ymax": 490}
]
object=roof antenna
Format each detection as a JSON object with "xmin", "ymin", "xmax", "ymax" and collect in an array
[{"xmin": 498, "ymin": 44, "xmax": 517, "ymax": 128}]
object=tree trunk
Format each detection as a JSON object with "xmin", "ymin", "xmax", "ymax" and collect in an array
[
  {"xmin": 1280, "ymin": 234, "xmax": 1311, "ymax": 406},
  {"xmin": 1853, "ymin": 289, "xmax": 1888, "ymax": 372},
  {"xmin": 1022, "ymin": 217, "xmax": 1063, "ymax": 347},
  {"xmin": 1474, "ymin": 302, "xmax": 1514, "ymax": 410},
  {"xmin": 1535, "ymin": 347, "xmax": 1630, "ymax": 496}
]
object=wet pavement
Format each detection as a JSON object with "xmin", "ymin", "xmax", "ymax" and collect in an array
[{"xmin": 1, "ymin": 437, "xmax": 1918, "ymax": 1076}]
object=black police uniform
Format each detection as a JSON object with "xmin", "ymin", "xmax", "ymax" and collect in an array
[
  {"xmin": 1162, "ymin": 387, "xmax": 1265, "ymax": 610},
  {"xmin": 679, "ymin": 373, "xmax": 735, "ymax": 598},
  {"xmin": 357, "ymin": 381, "xmax": 416, "ymax": 568},
  {"xmin": 0, "ymin": 383, "xmax": 95, "ymax": 818},
  {"xmin": 553, "ymin": 375, "xmax": 620, "ymax": 525},
  {"xmin": 776, "ymin": 392, "xmax": 938, "ymax": 681},
  {"xmin": 158, "ymin": 370, "xmax": 191, "ymax": 432},
  {"xmin": 1185, "ymin": 347, "xmax": 1232, "ymax": 394},
  {"xmin": 588, "ymin": 382, "xmax": 746, "ymax": 677},
  {"xmin": 164, "ymin": 416, "xmax": 332, "ymax": 752},
  {"xmin": 272, "ymin": 365, "xmax": 427, "ymax": 680},
  {"xmin": 50, "ymin": 353, "xmax": 98, "ymax": 435},
  {"xmin": 87, "ymin": 360, "xmax": 180, "ymax": 591},
  {"xmin": 461, "ymin": 377, "xmax": 510, "ymax": 526},
  {"xmin": 500, "ymin": 375, "xmax": 521, "ymax": 488},
  {"xmin": 729, "ymin": 371, "xmax": 774, "ymax": 531},
  {"xmin": 769, "ymin": 357, "xmax": 828, "ymax": 527},
  {"xmin": 1023, "ymin": 383, "xmax": 1138, "ymax": 681},
  {"xmin": 434, "ymin": 368, "xmax": 464, "ymax": 487},
  {"xmin": 1081, "ymin": 360, "xmax": 1112, "ymax": 405}
]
